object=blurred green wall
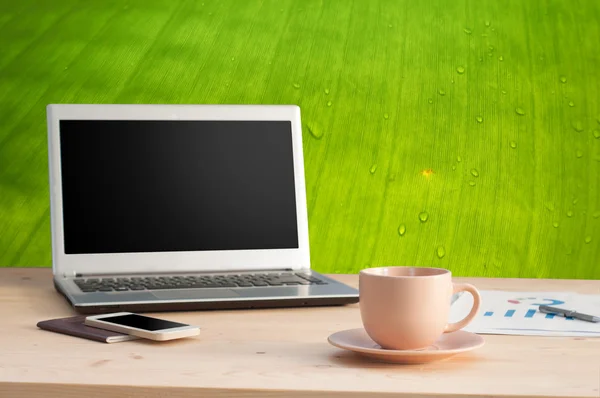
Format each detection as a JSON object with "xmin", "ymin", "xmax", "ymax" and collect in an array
[{"xmin": 1, "ymin": 0, "xmax": 598, "ymax": 278}]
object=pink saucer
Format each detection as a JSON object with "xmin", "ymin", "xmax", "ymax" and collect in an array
[{"xmin": 327, "ymin": 328, "xmax": 484, "ymax": 364}]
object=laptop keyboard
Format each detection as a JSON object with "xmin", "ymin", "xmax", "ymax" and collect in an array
[{"xmin": 73, "ymin": 272, "xmax": 327, "ymax": 293}]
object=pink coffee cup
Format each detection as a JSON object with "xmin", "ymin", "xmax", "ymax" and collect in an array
[{"xmin": 359, "ymin": 266, "xmax": 481, "ymax": 350}]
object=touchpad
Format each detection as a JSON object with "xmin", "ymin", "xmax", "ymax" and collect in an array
[{"xmin": 151, "ymin": 289, "xmax": 241, "ymax": 300}]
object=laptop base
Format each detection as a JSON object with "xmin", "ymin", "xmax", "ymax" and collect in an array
[{"xmin": 71, "ymin": 296, "xmax": 359, "ymax": 315}]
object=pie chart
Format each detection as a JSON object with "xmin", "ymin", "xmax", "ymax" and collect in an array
[{"xmin": 507, "ymin": 297, "xmax": 565, "ymax": 306}]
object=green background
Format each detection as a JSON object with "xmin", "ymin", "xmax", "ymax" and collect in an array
[{"xmin": 1, "ymin": 0, "xmax": 599, "ymax": 278}]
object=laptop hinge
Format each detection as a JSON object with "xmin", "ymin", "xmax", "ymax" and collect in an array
[
  {"xmin": 62, "ymin": 271, "xmax": 79, "ymax": 278},
  {"xmin": 69, "ymin": 267, "xmax": 296, "ymax": 278}
]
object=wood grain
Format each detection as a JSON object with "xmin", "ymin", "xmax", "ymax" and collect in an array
[{"xmin": 1, "ymin": 268, "xmax": 599, "ymax": 397}]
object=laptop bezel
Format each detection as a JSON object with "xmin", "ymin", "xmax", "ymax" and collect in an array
[{"xmin": 47, "ymin": 104, "xmax": 310, "ymax": 277}]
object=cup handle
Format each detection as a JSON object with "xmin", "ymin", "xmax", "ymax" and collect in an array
[{"xmin": 444, "ymin": 283, "xmax": 481, "ymax": 333}]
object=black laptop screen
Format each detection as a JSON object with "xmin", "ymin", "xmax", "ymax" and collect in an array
[{"xmin": 58, "ymin": 120, "xmax": 299, "ymax": 254}]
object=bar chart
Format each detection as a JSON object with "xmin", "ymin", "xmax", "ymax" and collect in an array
[
  {"xmin": 483, "ymin": 308, "xmax": 573, "ymax": 319},
  {"xmin": 481, "ymin": 297, "xmax": 571, "ymax": 319}
]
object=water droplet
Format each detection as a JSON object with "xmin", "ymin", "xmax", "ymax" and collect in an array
[
  {"xmin": 64, "ymin": 66, "xmax": 69, "ymax": 70},
  {"xmin": 476, "ymin": 115, "xmax": 483, "ymax": 123},
  {"xmin": 471, "ymin": 168, "xmax": 480, "ymax": 177},
  {"xmin": 585, "ymin": 236, "xmax": 592, "ymax": 244},
  {"xmin": 457, "ymin": 156, "xmax": 462, "ymax": 162},
  {"xmin": 307, "ymin": 124, "xmax": 323, "ymax": 140},
  {"xmin": 593, "ymin": 130, "xmax": 600, "ymax": 139},
  {"xmin": 464, "ymin": 28, "xmax": 472, "ymax": 34},
  {"xmin": 456, "ymin": 66, "xmax": 465, "ymax": 74},
  {"xmin": 436, "ymin": 246, "xmax": 446, "ymax": 259},
  {"xmin": 545, "ymin": 202, "xmax": 555, "ymax": 211},
  {"xmin": 388, "ymin": 24, "xmax": 393, "ymax": 28},
  {"xmin": 231, "ymin": 57, "xmax": 235, "ymax": 61},
  {"xmin": 491, "ymin": 27, "xmax": 496, "ymax": 31},
  {"xmin": 510, "ymin": 140, "xmax": 517, "ymax": 149},
  {"xmin": 384, "ymin": 113, "xmax": 389, "ymax": 120},
  {"xmin": 293, "ymin": 83, "xmax": 300, "ymax": 89},
  {"xmin": 576, "ymin": 150, "xmax": 583, "ymax": 158},
  {"xmin": 419, "ymin": 211, "xmax": 429, "ymax": 223},
  {"xmin": 501, "ymin": 90, "xmax": 507, "ymax": 95},
  {"xmin": 559, "ymin": 76, "xmax": 567, "ymax": 83},
  {"xmin": 452, "ymin": 165, "xmax": 456, "ymax": 170},
  {"xmin": 208, "ymin": 12, "xmax": 213, "ymax": 16},
  {"xmin": 324, "ymin": 88, "xmax": 330, "ymax": 95},
  {"xmin": 451, "ymin": 79, "xmax": 455, "ymax": 84},
  {"xmin": 593, "ymin": 210, "xmax": 600, "ymax": 218},
  {"xmin": 428, "ymin": 98, "xmax": 433, "ymax": 104},
  {"xmin": 485, "ymin": 20, "xmax": 491, "ymax": 27},
  {"xmin": 369, "ymin": 164, "xmax": 377, "ymax": 174},
  {"xmin": 568, "ymin": 100, "xmax": 575, "ymax": 107},
  {"xmin": 397, "ymin": 224, "xmax": 406, "ymax": 237},
  {"xmin": 469, "ymin": 181, "xmax": 476, "ymax": 187},
  {"xmin": 515, "ymin": 107, "xmax": 525, "ymax": 116},
  {"xmin": 573, "ymin": 198, "xmax": 579, "ymax": 205},
  {"xmin": 572, "ymin": 120, "xmax": 584, "ymax": 132},
  {"xmin": 489, "ymin": 45, "xmax": 495, "ymax": 51},
  {"xmin": 567, "ymin": 210, "xmax": 574, "ymax": 217},
  {"xmin": 553, "ymin": 222, "xmax": 559, "ymax": 228},
  {"xmin": 327, "ymin": 101, "xmax": 332, "ymax": 107},
  {"xmin": 498, "ymin": 56, "xmax": 504, "ymax": 61},
  {"xmin": 438, "ymin": 88, "xmax": 446, "ymax": 96}
]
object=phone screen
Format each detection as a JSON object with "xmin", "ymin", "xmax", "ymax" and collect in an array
[{"xmin": 97, "ymin": 314, "xmax": 189, "ymax": 331}]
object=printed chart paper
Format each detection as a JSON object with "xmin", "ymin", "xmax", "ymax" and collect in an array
[{"xmin": 449, "ymin": 291, "xmax": 600, "ymax": 337}]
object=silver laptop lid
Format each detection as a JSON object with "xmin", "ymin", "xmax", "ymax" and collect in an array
[{"xmin": 47, "ymin": 104, "xmax": 310, "ymax": 277}]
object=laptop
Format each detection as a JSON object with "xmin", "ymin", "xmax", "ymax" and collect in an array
[{"xmin": 46, "ymin": 104, "xmax": 359, "ymax": 314}]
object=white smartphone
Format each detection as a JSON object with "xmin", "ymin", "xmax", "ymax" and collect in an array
[{"xmin": 85, "ymin": 312, "xmax": 200, "ymax": 341}]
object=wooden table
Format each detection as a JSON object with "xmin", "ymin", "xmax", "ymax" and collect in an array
[{"xmin": 1, "ymin": 268, "xmax": 599, "ymax": 398}]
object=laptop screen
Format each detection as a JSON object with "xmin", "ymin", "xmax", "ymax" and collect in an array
[{"xmin": 58, "ymin": 120, "xmax": 299, "ymax": 254}]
